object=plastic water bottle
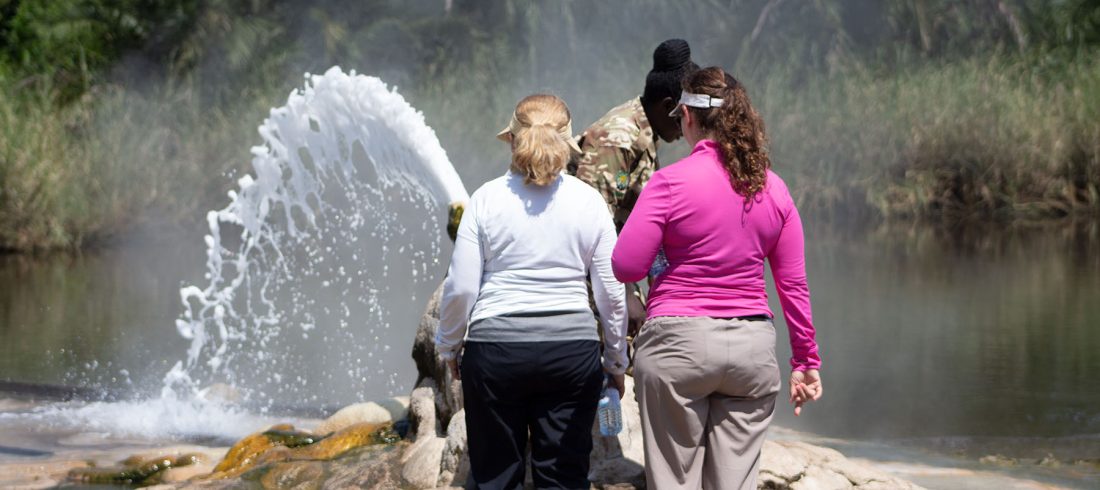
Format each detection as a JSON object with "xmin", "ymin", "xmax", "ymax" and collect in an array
[
  {"xmin": 597, "ymin": 383, "xmax": 623, "ymax": 437},
  {"xmin": 649, "ymin": 248, "xmax": 669, "ymax": 278}
]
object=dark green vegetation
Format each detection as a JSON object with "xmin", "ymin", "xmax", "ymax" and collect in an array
[{"xmin": 2, "ymin": 0, "xmax": 1099, "ymax": 251}]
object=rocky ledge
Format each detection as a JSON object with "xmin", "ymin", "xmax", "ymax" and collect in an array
[{"xmin": 32, "ymin": 285, "xmax": 924, "ymax": 489}]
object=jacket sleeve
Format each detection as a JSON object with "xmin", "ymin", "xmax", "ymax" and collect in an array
[
  {"xmin": 575, "ymin": 142, "xmax": 631, "ymax": 216},
  {"xmin": 589, "ymin": 199, "xmax": 628, "ymax": 374},
  {"xmin": 612, "ymin": 171, "xmax": 670, "ymax": 283},
  {"xmin": 767, "ymin": 202, "xmax": 821, "ymax": 372},
  {"xmin": 436, "ymin": 197, "xmax": 483, "ymax": 360}
]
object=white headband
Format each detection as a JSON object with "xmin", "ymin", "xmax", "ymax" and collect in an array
[
  {"xmin": 670, "ymin": 91, "xmax": 725, "ymax": 118},
  {"xmin": 678, "ymin": 91, "xmax": 724, "ymax": 108}
]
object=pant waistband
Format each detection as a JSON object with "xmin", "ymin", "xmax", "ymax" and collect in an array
[{"xmin": 718, "ymin": 314, "xmax": 770, "ymax": 322}]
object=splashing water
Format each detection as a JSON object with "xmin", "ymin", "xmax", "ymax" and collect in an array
[
  {"xmin": 3, "ymin": 67, "xmax": 468, "ymax": 440},
  {"xmin": 163, "ymin": 66, "xmax": 468, "ymax": 411}
]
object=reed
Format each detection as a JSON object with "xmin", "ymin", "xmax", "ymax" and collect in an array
[
  {"xmin": 758, "ymin": 54, "xmax": 1100, "ymax": 223},
  {"xmin": 0, "ymin": 84, "xmax": 271, "ymax": 251}
]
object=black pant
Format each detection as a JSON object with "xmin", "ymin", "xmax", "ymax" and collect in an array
[{"xmin": 461, "ymin": 340, "xmax": 603, "ymax": 490}]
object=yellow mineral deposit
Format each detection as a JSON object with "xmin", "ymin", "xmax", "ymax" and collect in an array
[
  {"xmin": 67, "ymin": 453, "xmax": 204, "ymax": 485},
  {"xmin": 202, "ymin": 421, "xmax": 399, "ymax": 480},
  {"xmin": 447, "ymin": 202, "xmax": 465, "ymax": 242}
]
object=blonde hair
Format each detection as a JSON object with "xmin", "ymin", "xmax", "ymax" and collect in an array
[{"xmin": 508, "ymin": 94, "xmax": 573, "ymax": 186}]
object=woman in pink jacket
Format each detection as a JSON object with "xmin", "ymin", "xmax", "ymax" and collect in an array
[{"xmin": 612, "ymin": 67, "xmax": 823, "ymax": 490}]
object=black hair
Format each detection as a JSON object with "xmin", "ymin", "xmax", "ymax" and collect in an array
[{"xmin": 641, "ymin": 39, "xmax": 698, "ymax": 105}]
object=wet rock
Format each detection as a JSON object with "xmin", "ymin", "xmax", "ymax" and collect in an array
[
  {"xmin": 209, "ymin": 429, "xmax": 281, "ymax": 477},
  {"xmin": 204, "ymin": 422, "xmax": 397, "ymax": 480},
  {"xmin": 158, "ymin": 459, "xmax": 217, "ymax": 483},
  {"xmin": 437, "ymin": 409, "xmax": 469, "ymax": 487},
  {"xmin": 314, "ymin": 444, "xmax": 407, "ymax": 489},
  {"xmin": 447, "ymin": 203, "xmax": 464, "ymax": 242},
  {"xmin": 255, "ymin": 460, "xmax": 325, "ymax": 489},
  {"xmin": 315, "ymin": 396, "xmax": 410, "ymax": 435},
  {"xmin": 67, "ymin": 453, "xmax": 204, "ymax": 485}
]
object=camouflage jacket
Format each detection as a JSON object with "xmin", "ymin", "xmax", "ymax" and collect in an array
[{"xmin": 569, "ymin": 96, "xmax": 658, "ymax": 231}]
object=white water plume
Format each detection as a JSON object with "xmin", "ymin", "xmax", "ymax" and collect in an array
[{"xmin": 164, "ymin": 66, "xmax": 467, "ymax": 409}]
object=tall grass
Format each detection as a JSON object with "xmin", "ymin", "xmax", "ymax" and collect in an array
[
  {"xmin": 0, "ymin": 87, "xmax": 82, "ymax": 250},
  {"xmin": 2, "ymin": 51, "xmax": 1098, "ymax": 251},
  {"xmin": 759, "ymin": 54, "xmax": 1100, "ymax": 223},
  {"xmin": 0, "ymin": 84, "xmax": 273, "ymax": 251}
]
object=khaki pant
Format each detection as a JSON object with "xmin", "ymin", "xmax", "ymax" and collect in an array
[{"xmin": 633, "ymin": 316, "xmax": 781, "ymax": 490}]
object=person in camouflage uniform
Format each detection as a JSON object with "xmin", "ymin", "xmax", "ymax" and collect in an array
[
  {"xmin": 570, "ymin": 39, "xmax": 697, "ymax": 336},
  {"xmin": 572, "ymin": 97, "xmax": 660, "ymax": 231}
]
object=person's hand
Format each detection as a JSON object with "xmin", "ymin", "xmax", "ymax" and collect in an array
[
  {"xmin": 626, "ymin": 291, "xmax": 646, "ymax": 338},
  {"xmin": 789, "ymin": 369, "xmax": 822, "ymax": 416},
  {"xmin": 446, "ymin": 358, "xmax": 461, "ymax": 381},
  {"xmin": 608, "ymin": 372, "xmax": 626, "ymax": 400}
]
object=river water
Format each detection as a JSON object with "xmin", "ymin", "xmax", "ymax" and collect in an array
[{"xmin": 1, "ymin": 220, "xmax": 1098, "ymax": 486}]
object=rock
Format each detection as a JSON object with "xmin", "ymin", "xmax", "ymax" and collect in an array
[
  {"xmin": 0, "ymin": 458, "xmax": 99, "ymax": 490},
  {"xmin": 305, "ymin": 444, "xmax": 405, "ymax": 489},
  {"xmin": 412, "ymin": 283, "xmax": 462, "ymax": 429},
  {"xmin": 760, "ymin": 440, "xmax": 810, "ymax": 482},
  {"xmin": 758, "ymin": 440, "xmax": 923, "ymax": 490},
  {"xmin": 158, "ymin": 460, "xmax": 217, "ymax": 483},
  {"xmin": 67, "ymin": 453, "xmax": 206, "ymax": 486},
  {"xmin": 979, "ymin": 454, "xmax": 1016, "ymax": 467},
  {"xmin": 824, "ymin": 452, "xmax": 897, "ymax": 486},
  {"xmin": 409, "ymin": 378, "xmax": 440, "ymax": 440},
  {"xmin": 257, "ymin": 461, "xmax": 325, "ymax": 489},
  {"xmin": 1037, "ymin": 453, "xmax": 1060, "ymax": 468},
  {"xmin": 437, "ymin": 409, "xmax": 469, "ymax": 487},
  {"xmin": 400, "ymin": 435, "xmax": 447, "ymax": 489},
  {"xmin": 791, "ymin": 465, "xmax": 854, "ymax": 489},
  {"xmin": 315, "ymin": 397, "xmax": 410, "ymax": 435},
  {"xmin": 412, "ymin": 283, "xmax": 446, "ymax": 386},
  {"xmin": 201, "ymin": 422, "xmax": 397, "ymax": 480}
]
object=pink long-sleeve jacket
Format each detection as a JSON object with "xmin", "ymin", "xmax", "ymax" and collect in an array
[{"xmin": 612, "ymin": 139, "xmax": 821, "ymax": 371}]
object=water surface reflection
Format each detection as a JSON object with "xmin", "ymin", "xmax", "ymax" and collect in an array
[
  {"xmin": 774, "ymin": 220, "xmax": 1100, "ymax": 452},
  {"xmin": 1, "ymin": 221, "xmax": 1098, "ymax": 451}
]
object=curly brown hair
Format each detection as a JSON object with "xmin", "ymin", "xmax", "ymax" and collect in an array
[{"xmin": 683, "ymin": 67, "xmax": 771, "ymax": 200}]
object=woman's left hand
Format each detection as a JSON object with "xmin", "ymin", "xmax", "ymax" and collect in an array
[{"xmin": 789, "ymin": 369, "xmax": 822, "ymax": 416}]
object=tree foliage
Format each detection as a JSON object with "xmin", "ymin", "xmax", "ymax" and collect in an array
[{"xmin": 2, "ymin": 0, "xmax": 1099, "ymax": 105}]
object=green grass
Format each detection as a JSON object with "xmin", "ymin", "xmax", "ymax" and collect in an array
[
  {"xmin": 0, "ymin": 83, "xmax": 272, "ymax": 251},
  {"xmin": 760, "ymin": 54, "xmax": 1100, "ymax": 223}
]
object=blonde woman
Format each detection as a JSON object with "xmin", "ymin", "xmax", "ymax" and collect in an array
[{"xmin": 436, "ymin": 94, "xmax": 628, "ymax": 489}]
